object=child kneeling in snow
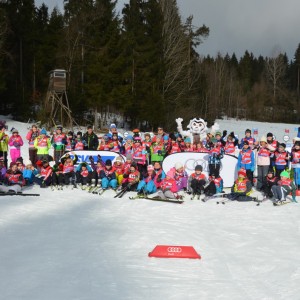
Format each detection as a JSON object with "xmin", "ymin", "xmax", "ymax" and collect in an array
[{"xmin": 187, "ymin": 165, "xmax": 207, "ymax": 195}]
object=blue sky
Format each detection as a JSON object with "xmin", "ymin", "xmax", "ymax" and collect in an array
[{"xmin": 36, "ymin": 0, "xmax": 300, "ymax": 60}]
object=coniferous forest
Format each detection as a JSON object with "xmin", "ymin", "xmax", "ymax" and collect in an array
[{"xmin": 0, "ymin": 0, "xmax": 300, "ymax": 130}]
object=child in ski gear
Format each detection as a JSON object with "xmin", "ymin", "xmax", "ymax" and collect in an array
[
  {"xmin": 60, "ymin": 152, "xmax": 78, "ymax": 187},
  {"xmin": 74, "ymin": 132, "xmax": 87, "ymax": 151},
  {"xmin": 0, "ymin": 162, "xmax": 24, "ymax": 193},
  {"xmin": 22, "ymin": 159, "xmax": 38, "ymax": 185},
  {"xmin": 76, "ymin": 162, "xmax": 93, "ymax": 187},
  {"xmin": 113, "ymin": 156, "xmax": 124, "ymax": 185},
  {"xmin": 152, "ymin": 161, "xmax": 166, "ymax": 189},
  {"xmin": 8, "ymin": 128, "xmax": 24, "ymax": 163},
  {"xmin": 110, "ymin": 132, "xmax": 122, "ymax": 152},
  {"xmin": 132, "ymin": 136, "xmax": 147, "ymax": 174},
  {"xmin": 137, "ymin": 164, "xmax": 157, "ymax": 195},
  {"xmin": 167, "ymin": 133, "xmax": 182, "ymax": 154},
  {"xmin": 271, "ymin": 170, "xmax": 297, "ymax": 203},
  {"xmin": 26, "ymin": 124, "xmax": 40, "ymax": 166},
  {"xmin": 266, "ymin": 132, "xmax": 278, "ymax": 152},
  {"xmin": 207, "ymin": 138, "xmax": 224, "ymax": 177},
  {"xmin": 256, "ymin": 136, "xmax": 272, "ymax": 190},
  {"xmin": 239, "ymin": 129, "xmax": 256, "ymax": 149},
  {"xmin": 33, "ymin": 159, "xmax": 53, "ymax": 188},
  {"xmin": 123, "ymin": 135, "xmax": 133, "ymax": 156},
  {"xmin": 51, "ymin": 125, "xmax": 67, "ymax": 163},
  {"xmin": 83, "ymin": 125, "xmax": 99, "ymax": 150},
  {"xmin": 121, "ymin": 163, "xmax": 140, "ymax": 191},
  {"xmin": 290, "ymin": 141, "xmax": 300, "ymax": 190},
  {"xmin": 214, "ymin": 131, "xmax": 225, "ymax": 148},
  {"xmin": 156, "ymin": 171, "xmax": 180, "ymax": 200},
  {"xmin": 0, "ymin": 122, "xmax": 9, "ymax": 168},
  {"xmin": 150, "ymin": 136, "xmax": 165, "ymax": 163},
  {"xmin": 227, "ymin": 168, "xmax": 254, "ymax": 201},
  {"xmin": 34, "ymin": 128, "xmax": 51, "ymax": 162},
  {"xmin": 16, "ymin": 157, "xmax": 25, "ymax": 172},
  {"xmin": 89, "ymin": 155, "xmax": 105, "ymax": 189},
  {"xmin": 65, "ymin": 131, "xmax": 75, "ymax": 152},
  {"xmin": 237, "ymin": 140, "xmax": 255, "ymax": 185},
  {"xmin": 260, "ymin": 169, "xmax": 279, "ymax": 199},
  {"xmin": 183, "ymin": 137, "xmax": 194, "ymax": 152},
  {"xmin": 272, "ymin": 143, "xmax": 289, "ymax": 179},
  {"xmin": 0, "ymin": 157, "xmax": 7, "ymax": 183},
  {"xmin": 224, "ymin": 133, "xmax": 238, "ymax": 155},
  {"xmin": 204, "ymin": 173, "xmax": 224, "ymax": 196},
  {"xmin": 167, "ymin": 162, "xmax": 188, "ymax": 191},
  {"xmin": 193, "ymin": 141, "xmax": 209, "ymax": 153},
  {"xmin": 100, "ymin": 159, "xmax": 117, "ymax": 190},
  {"xmin": 187, "ymin": 165, "xmax": 207, "ymax": 195}
]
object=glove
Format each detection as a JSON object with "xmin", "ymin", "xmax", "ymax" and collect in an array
[
  {"xmin": 97, "ymin": 154, "xmax": 102, "ymax": 160},
  {"xmin": 13, "ymin": 141, "xmax": 19, "ymax": 147},
  {"xmin": 89, "ymin": 156, "xmax": 94, "ymax": 162},
  {"xmin": 222, "ymin": 130, "xmax": 227, "ymax": 137},
  {"xmin": 157, "ymin": 150, "xmax": 162, "ymax": 155}
]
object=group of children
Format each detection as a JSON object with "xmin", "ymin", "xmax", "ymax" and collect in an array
[{"xmin": 0, "ymin": 120, "xmax": 299, "ymax": 203}]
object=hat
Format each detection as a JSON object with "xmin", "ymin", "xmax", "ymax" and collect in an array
[
  {"xmin": 56, "ymin": 125, "xmax": 63, "ymax": 131},
  {"xmin": 126, "ymin": 135, "xmax": 133, "ymax": 141},
  {"xmin": 279, "ymin": 143, "xmax": 286, "ymax": 149},
  {"xmin": 267, "ymin": 169, "xmax": 274, "ymax": 175},
  {"xmin": 81, "ymin": 162, "xmax": 87, "ymax": 167},
  {"xmin": 163, "ymin": 135, "xmax": 169, "ymax": 141},
  {"xmin": 147, "ymin": 165, "xmax": 154, "ymax": 171},
  {"xmin": 245, "ymin": 129, "xmax": 251, "ymax": 133},
  {"xmin": 243, "ymin": 140, "xmax": 249, "ymax": 145},
  {"xmin": 24, "ymin": 159, "xmax": 32, "ymax": 166},
  {"xmin": 238, "ymin": 168, "xmax": 247, "ymax": 177},
  {"xmin": 105, "ymin": 159, "xmax": 112, "ymax": 167},
  {"xmin": 295, "ymin": 141, "xmax": 300, "ymax": 147},
  {"xmin": 175, "ymin": 162, "xmax": 183, "ymax": 170},
  {"xmin": 68, "ymin": 131, "xmax": 73, "ymax": 136},
  {"xmin": 40, "ymin": 128, "xmax": 47, "ymax": 135},
  {"xmin": 169, "ymin": 133, "xmax": 176, "ymax": 141},
  {"xmin": 184, "ymin": 137, "xmax": 191, "ymax": 143},
  {"xmin": 260, "ymin": 136, "xmax": 267, "ymax": 143},
  {"xmin": 77, "ymin": 131, "xmax": 82, "ymax": 136},
  {"xmin": 215, "ymin": 131, "xmax": 222, "ymax": 136},
  {"xmin": 126, "ymin": 153, "xmax": 133, "ymax": 160},
  {"xmin": 16, "ymin": 157, "xmax": 23, "ymax": 164},
  {"xmin": 267, "ymin": 132, "xmax": 273, "ymax": 138},
  {"xmin": 166, "ymin": 171, "xmax": 173, "ymax": 178},
  {"xmin": 195, "ymin": 165, "xmax": 203, "ymax": 171},
  {"xmin": 115, "ymin": 156, "xmax": 123, "ymax": 162},
  {"xmin": 280, "ymin": 170, "xmax": 289, "ymax": 178},
  {"xmin": 144, "ymin": 132, "xmax": 151, "ymax": 137},
  {"xmin": 12, "ymin": 128, "xmax": 18, "ymax": 134},
  {"xmin": 110, "ymin": 123, "xmax": 117, "ymax": 129},
  {"xmin": 36, "ymin": 160, "xmax": 43, "ymax": 167}
]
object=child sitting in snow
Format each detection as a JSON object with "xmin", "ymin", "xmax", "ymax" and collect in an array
[
  {"xmin": 156, "ymin": 171, "xmax": 181, "ymax": 200},
  {"xmin": 227, "ymin": 168, "xmax": 254, "ymax": 201},
  {"xmin": 204, "ymin": 172, "xmax": 224, "ymax": 196},
  {"xmin": 271, "ymin": 170, "xmax": 297, "ymax": 204},
  {"xmin": 22, "ymin": 159, "xmax": 38, "ymax": 185},
  {"xmin": 167, "ymin": 162, "xmax": 188, "ymax": 191},
  {"xmin": 136, "ymin": 164, "xmax": 157, "ymax": 195},
  {"xmin": 100, "ymin": 159, "xmax": 118, "ymax": 190},
  {"xmin": 0, "ymin": 162, "xmax": 24, "ymax": 193},
  {"xmin": 76, "ymin": 162, "xmax": 93, "ymax": 188},
  {"xmin": 260, "ymin": 169, "xmax": 278, "ymax": 199},
  {"xmin": 0, "ymin": 157, "xmax": 7, "ymax": 183}
]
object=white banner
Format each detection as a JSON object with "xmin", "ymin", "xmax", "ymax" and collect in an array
[
  {"xmin": 162, "ymin": 152, "xmax": 238, "ymax": 188},
  {"xmin": 61, "ymin": 150, "xmax": 126, "ymax": 164}
]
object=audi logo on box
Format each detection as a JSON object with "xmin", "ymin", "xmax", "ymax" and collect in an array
[{"xmin": 167, "ymin": 247, "xmax": 182, "ymax": 253}]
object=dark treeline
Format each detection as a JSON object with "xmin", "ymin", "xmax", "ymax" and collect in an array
[{"xmin": 0, "ymin": 0, "xmax": 300, "ymax": 130}]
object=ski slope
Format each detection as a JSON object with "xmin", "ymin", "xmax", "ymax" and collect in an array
[{"xmin": 0, "ymin": 116, "xmax": 300, "ymax": 300}]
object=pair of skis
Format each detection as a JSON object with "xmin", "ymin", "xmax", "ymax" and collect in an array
[
  {"xmin": 129, "ymin": 193, "xmax": 184, "ymax": 204},
  {"xmin": 0, "ymin": 192, "xmax": 40, "ymax": 196}
]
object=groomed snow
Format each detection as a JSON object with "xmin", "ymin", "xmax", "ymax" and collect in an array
[{"xmin": 0, "ymin": 116, "xmax": 300, "ymax": 300}]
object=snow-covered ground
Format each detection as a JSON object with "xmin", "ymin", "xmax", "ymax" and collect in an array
[{"xmin": 0, "ymin": 116, "xmax": 300, "ymax": 300}]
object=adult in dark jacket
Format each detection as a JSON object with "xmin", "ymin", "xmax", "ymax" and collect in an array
[{"xmin": 82, "ymin": 125, "xmax": 99, "ymax": 150}]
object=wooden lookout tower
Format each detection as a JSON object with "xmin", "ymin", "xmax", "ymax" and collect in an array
[{"xmin": 45, "ymin": 69, "xmax": 74, "ymax": 129}]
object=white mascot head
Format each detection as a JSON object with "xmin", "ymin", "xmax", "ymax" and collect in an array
[{"xmin": 186, "ymin": 118, "xmax": 208, "ymax": 135}]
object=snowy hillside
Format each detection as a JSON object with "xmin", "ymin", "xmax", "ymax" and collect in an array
[{"xmin": 0, "ymin": 116, "xmax": 300, "ymax": 300}]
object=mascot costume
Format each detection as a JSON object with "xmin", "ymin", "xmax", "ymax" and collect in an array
[{"xmin": 175, "ymin": 117, "xmax": 219, "ymax": 144}]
